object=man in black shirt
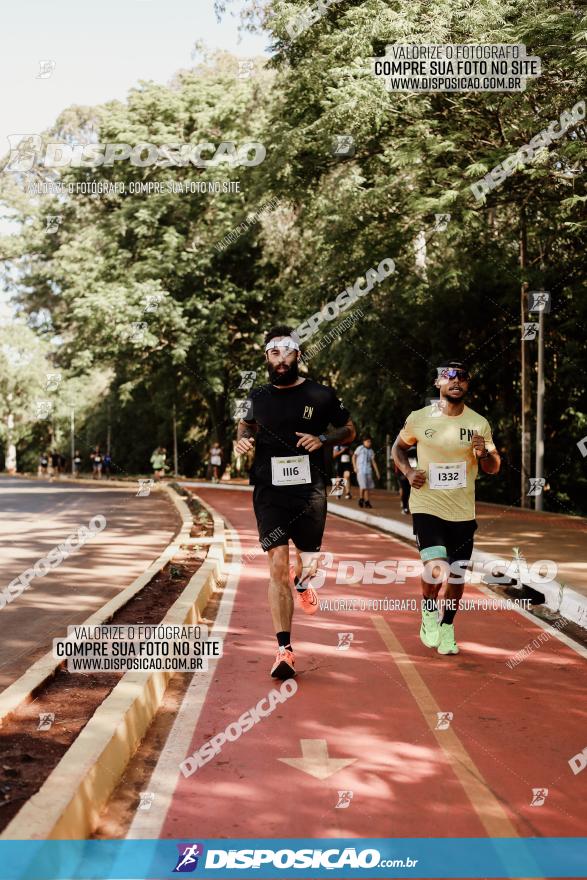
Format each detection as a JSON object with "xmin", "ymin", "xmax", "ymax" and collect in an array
[{"xmin": 235, "ymin": 325, "xmax": 356, "ymax": 680}]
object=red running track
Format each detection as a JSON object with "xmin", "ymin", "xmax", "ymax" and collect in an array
[{"xmin": 150, "ymin": 488, "xmax": 586, "ymax": 842}]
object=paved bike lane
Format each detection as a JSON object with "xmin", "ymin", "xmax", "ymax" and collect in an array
[{"xmin": 146, "ymin": 488, "xmax": 586, "ymax": 842}]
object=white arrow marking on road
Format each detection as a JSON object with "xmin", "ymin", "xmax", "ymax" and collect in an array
[{"xmin": 278, "ymin": 739, "xmax": 357, "ymax": 780}]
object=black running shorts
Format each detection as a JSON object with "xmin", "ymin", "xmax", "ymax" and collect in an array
[
  {"xmin": 412, "ymin": 513, "xmax": 477, "ymax": 564},
  {"xmin": 333, "ymin": 458, "xmax": 351, "ymax": 477},
  {"xmin": 253, "ymin": 484, "xmax": 327, "ymax": 552}
]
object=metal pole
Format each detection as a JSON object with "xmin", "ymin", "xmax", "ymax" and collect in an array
[
  {"xmin": 106, "ymin": 402, "xmax": 111, "ymax": 455},
  {"xmin": 520, "ymin": 207, "xmax": 531, "ymax": 507},
  {"xmin": 173, "ymin": 403, "xmax": 179, "ymax": 477},
  {"xmin": 534, "ymin": 308, "xmax": 545, "ymax": 511},
  {"xmin": 385, "ymin": 433, "xmax": 392, "ymax": 491},
  {"xmin": 70, "ymin": 406, "xmax": 75, "ymax": 475}
]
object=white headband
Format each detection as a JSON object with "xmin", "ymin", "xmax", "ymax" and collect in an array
[{"xmin": 265, "ymin": 336, "xmax": 300, "ymax": 352}]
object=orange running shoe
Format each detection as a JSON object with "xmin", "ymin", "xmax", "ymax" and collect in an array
[
  {"xmin": 271, "ymin": 646, "xmax": 296, "ymax": 679},
  {"xmin": 296, "ymin": 584, "xmax": 319, "ymax": 615}
]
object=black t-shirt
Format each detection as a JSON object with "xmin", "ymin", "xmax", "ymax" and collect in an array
[{"xmin": 243, "ymin": 379, "xmax": 350, "ymax": 488}]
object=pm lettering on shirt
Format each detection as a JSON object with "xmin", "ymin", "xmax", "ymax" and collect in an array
[
  {"xmin": 460, "ymin": 428, "xmax": 476, "ymax": 442},
  {"xmin": 303, "ymin": 405, "xmax": 314, "ymax": 419}
]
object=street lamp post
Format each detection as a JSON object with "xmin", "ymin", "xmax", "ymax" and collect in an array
[
  {"xmin": 63, "ymin": 403, "xmax": 76, "ymax": 475},
  {"xmin": 534, "ymin": 306, "xmax": 545, "ymax": 510},
  {"xmin": 70, "ymin": 405, "xmax": 75, "ymax": 476},
  {"xmin": 529, "ymin": 291, "xmax": 550, "ymax": 512},
  {"xmin": 172, "ymin": 402, "xmax": 179, "ymax": 478}
]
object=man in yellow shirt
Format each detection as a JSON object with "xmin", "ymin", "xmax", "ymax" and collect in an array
[{"xmin": 392, "ymin": 361, "xmax": 501, "ymax": 655}]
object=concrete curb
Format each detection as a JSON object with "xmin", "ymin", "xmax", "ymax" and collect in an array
[
  {"xmin": 0, "ymin": 485, "xmax": 192, "ymax": 725},
  {"xmin": 1, "ymin": 488, "xmax": 227, "ymax": 840}
]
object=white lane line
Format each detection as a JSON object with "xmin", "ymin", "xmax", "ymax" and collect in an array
[{"xmin": 127, "ymin": 516, "xmax": 242, "ymax": 839}]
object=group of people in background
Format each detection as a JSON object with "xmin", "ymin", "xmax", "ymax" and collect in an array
[
  {"xmin": 35, "ymin": 438, "xmax": 408, "ymax": 506},
  {"xmin": 36, "ymin": 445, "xmax": 170, "ymax": 481},
  {"xmin": 37, "ymin": 446, "xmax": 113, "ymax": 479}
]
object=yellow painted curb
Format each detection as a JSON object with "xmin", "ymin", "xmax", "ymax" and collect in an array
[
  {"xmin": 0, "ymin": 485, "xmax": 192, "ymax": 724},
  {"xmin": 1, "ymin": 489, "xmax": 228, "ymax": 840}
]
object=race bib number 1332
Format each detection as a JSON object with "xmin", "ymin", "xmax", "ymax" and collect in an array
[{"xmin": 429, "ymin": 461, "xmax": 467, "ymax": 489}]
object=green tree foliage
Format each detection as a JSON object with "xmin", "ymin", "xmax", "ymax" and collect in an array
[
  {"xmin": 2, "ymin": 51, "xmax": 283, "ymax": 475},
  {"xmin": 1, "ymin": 9, "xmax": 586, "ymax": 511},
  {"xmin": 256, "ymin": 0, "xmax": 587, "ymax": 512}
]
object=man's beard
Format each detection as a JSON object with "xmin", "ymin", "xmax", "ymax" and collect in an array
[
  {"xmin": 445, "ymin": 388, "xmax": 466, "ymax": 403},
  {"xmin": 268, "ymin": 360, "xmax": 299, "ymax": 386}
]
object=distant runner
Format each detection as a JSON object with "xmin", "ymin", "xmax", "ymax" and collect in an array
[
  {"xmin": 235, "ymin": 325, "xmax": 356, "ymax": 680},
  {"xmin": 209, "ymin": 442, "xmax": 223, "ymax": 482},
  {"xmin": 91, "ymin": 447, "xmax": 103, "ymax": 480},
  {"xmin": 392, "ymin": 361, "xmax": 500, "ymax": 655},
  {"xmin": 38, "ymin": 452, "xmax": 49, "ymax": 478},
  {"xmin": 353, "ymin": 435, "xmax": 380, "ymax": 508},
  {"xmin": 151, "ymin": 446, "xmax": 167, "ymax": 481},
  {"xmin": 333, "ymin": 443, "xmax": 353, "ymax": 499}
]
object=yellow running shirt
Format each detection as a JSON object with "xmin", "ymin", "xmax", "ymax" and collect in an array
[{"xmin": 399, "ymin": 404, "xmax": 496, "ymax": 522}]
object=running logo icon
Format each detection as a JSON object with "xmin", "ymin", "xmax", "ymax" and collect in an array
[
  {"xmin": 37, "ymin": 712, "xmax": 55, "ymax": 731},
  {"xmin": 335, "ymin": 790, "xmax": 354, "ymax": 808},
  {"xmin": 138, "ymin": 791, "xmax": 155, "ymax": 811},
  {"xmin": 331, "ymin": 134, "xmax": 355, "ymax": 157},
  {"xmin": 5, "ymin": 134, "xmax": 42, "ymax": 172},
  {"xmin": 45, "ymin": 215, "xmax": 62, "ymax": 233},
  {"xmin": 173, "ymin": 843, "xmax": 204, "ymax": 872},
  {"xmin": 528, "ymin": 290, "xmax": 551, "ymax": 313},
  {"xmin": 337, "ymin": 632, "xmax": 354, "ymax": 650},
  {"xmin": 527, "ymin": 478, "xmax": 546, "ymax": 497},
  {"xmin": 434, "ymin": 213, "xmax": 451, "ymax": 232},
  {"xmin": 522, "ymin": 322, "xmax": 539, "ymax": 341},
  {"xmin": 238, "ymin": 370, "xmax": 256, "ymax": 391},
  {"xmin": 137, "ymin": 479, "xmax": 154, "ymax": 497},
  {"xmin": 435, "ymin": 711, "xmax": 453, "ymax": 730},
  {"xmin": 330, "ymin": 477, "xmax": 345, "ymax": 496},
  {"xmin": 530, "ymin": 788, "xmax": 548, "ymax": 806}
]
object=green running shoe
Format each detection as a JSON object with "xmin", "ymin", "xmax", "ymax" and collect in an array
[
  {"xmin": 420, "ymin": 608, "xmax": 441, "ymax": 648},
  {"xmin": 437, "ymin": 623, "xmax": 459, "ymax": 655}
]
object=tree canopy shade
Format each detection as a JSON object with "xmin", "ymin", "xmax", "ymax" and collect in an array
[{"xmin": 0, "ymin": 7, "xmax": 586, "ymax": 512}]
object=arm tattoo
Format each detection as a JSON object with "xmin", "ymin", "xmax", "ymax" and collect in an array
[
  {"xmin": 322, "ymin": 421, "xmax": 355, "ymax": 446},
  {"xmin": 237, "ymin": 420, "xmax": 258, "ymax": 440}
]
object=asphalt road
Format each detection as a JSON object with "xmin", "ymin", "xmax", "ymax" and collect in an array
[{"xmin": 0, "ymin": 476, "xmax": 180, "ymax": 691}]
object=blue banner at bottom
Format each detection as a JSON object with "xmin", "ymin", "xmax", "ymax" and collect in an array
[{"xmin": 0, "ymin": 838, "xmax": 585, "ymax": 879}]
